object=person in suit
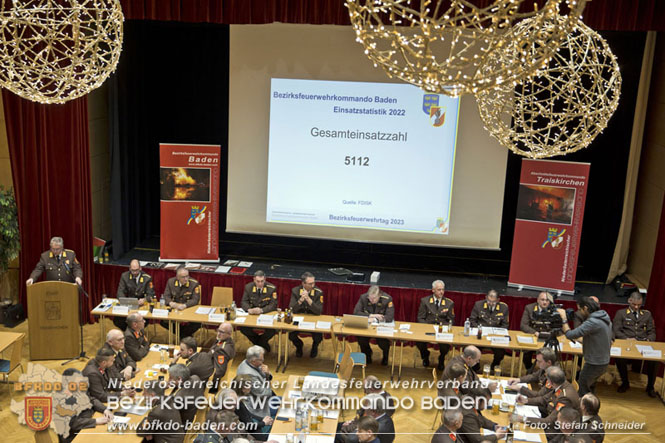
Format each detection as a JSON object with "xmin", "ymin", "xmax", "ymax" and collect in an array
[
  {"xmin": 57, "ymin": 368, "xmax": 113, "ymax": 443},
  {"xmin": 353, "ymin": 286, "xmax": 395, "ymax": 365},
  {"xmin": 163, "ymin": 265, "xmax": 202, "ymax": 338},
  {"xmin": 469, "ymin": 289, "xmax": 510, "ymax": 373},
  {"xmin": 520, "ymin": 292, "xmax": 560, "ymax": 371},
  {"xmin": 171, "ymin": 336, "xmax": 215, "ymax": 384},
  {"xmin": 26, "ymin": 236, "xmax": 82, "ymax": 285},
  {"xmin": 82, "ymin": 348, "xmax": 135, "ymax": 403},
  {"xmin": 613, "ymin": 291, "xmax": 658, "ymax": 397},
  {"xmin": 458, "ymin": 391, "xmax": 507, "ymax": 442},
  {"xmin": 209, "ymin": 322, "xmax": 236, "ymax": 392},
  {"xmin": 138, "ymin": 380, "xmax": 184, "ymax": 443},
  {"xmin": 431, "ymin": 409, "xmax": 463, "ymax": 443},
  {"xmin": 416, "ymin": 280, "xmax": 455, "ymax": 370},
  {"xmin": 240, "ymin": 270, "xmax": 278, "ymax": 352},
  {"xmin": 168, "ymin": 363, "xmax": 205, "ymax": 426},
  {"xmin": 288, "ymin": 272, "xmax": 324, "ymax": 358},
  {"xmin": 336, "ymin": 393, "xmax": 395, "ymax": 443},
  {"xmin": 124, "ymin": 312, "xmax": 150, "ymax": 362},
  {"xmin": 102, "ymin": 329, "xmax": 136, "ymax": 381},
  {"xmin": 579, "ymin": 393, "xmax": 604, "ymax": 443}
]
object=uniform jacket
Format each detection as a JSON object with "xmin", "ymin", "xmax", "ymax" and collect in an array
[
  {"xmin": 469, "ymin": 300, "xmax": 509, "ymax": 328},
  {"xmin": 210, "ymin": 337, "xmax": 235, "ymax": 379},
  {"xmin": 241, "ymin": 281, "xmax": 278, "ymax": 313},
  {"xmin": 116, "ymin": 270, "xmax": 156, "ymax": 301},
  {"xmin": 525, "ymin": 381, "xmax": 580, "ymax": 426},
  {"xmin": 124, "ymin": 326, "xmax": 150, "ymax": 362},
  {"xmin": 417, "ymin": 295, "xmax": 455, "ymax": 325},
  {"xmin": 613, "ymin": 308, "xmax": 656, "ymax": 341},
  {"xmin": 184, "ymin": 351, "xmax": 215, "ymax": 383},
  {"xmin": 164, "ymin": 277, "xmax": 201, "ymax": 307},
  {"xmin": 431, "ymin": 425, "xmax": 459, "ymax": 443},
  {"xmin": 101, "ymin": 342, "xmax": 136, "ymax": 379},
  {"xmin": 29, "ymin": 249, "xmax": 83, "ymax": 282},
  {"xmin": 442, "ymin": 355, "xmax": 491, "ymax": 399},
  {"xmin": 581, "ymin": 414, "xmax": 605, "ymax": 443},
  {"xmin": 520, "ymin": 302, "xmax": 559, "ymax": 335},
  {"xmin": 353, "ymin": 291, "xmax": 395, "ymax": 322},
  {"xmin": 82, "ymin": 359, "xmax": 121, "ymax": 403},
  {"xmin": 458, "ymin": 407, "xmax": 499, "ymax": 443},
  {"xmin": 137, "ymin": 396, "xmax": 184, "ymax": 443},
  {"xmin": 289, "ymin": 285, "xmax": 323, "ymax": 315}
]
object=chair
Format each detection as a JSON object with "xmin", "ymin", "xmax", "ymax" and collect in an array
[
  {"xmin": 431, "ymin": 368, "xmax": 441, "ymax": 429},
  {"xmin": 0, "ymin": 333, "xmax": 25, "ymax": 388},
  {"xmin": 572, "ymin": 379, "xmax": 579, "ymax": 392},
  {"xmin": 198, "ymin": 287, "xmax": 235, "ymax": 343},
  {"xmin": 330, "ymin": 323, "xmax": 366, "ymax": 379}
]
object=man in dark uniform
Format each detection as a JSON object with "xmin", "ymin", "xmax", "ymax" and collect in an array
[
  {"xmin": 579, "ymin": 393, "xmax": 604, "ymax": 443},
  {"xmin": 102, "ymin": 329, "xmax": 136, "ymax": 381},
  {"xmin": 289, "ymin": 271, "xmax": 324, "ymax": 358},
  {"xmin": 416, "ymin": 280, "xmax": 454, "ymax": 370},
  {"xmin": 353, "ymin": 285, "xmax": 395, "ymax": 365},
  {"xmin": 507, "ymin": 347, "xmax": 558, "ymax": 395},
  {"xmin": 171, "ymin": 336, "xmax": 215, "ymax": 384},
  {"xmin": 138, "ymin": 380, "xmax": 184, "ymax": 443},
  {"xmin": 469, "ymin": 289, "xmax": 510, "ymax": 372},
  {"xmin": 515, "ymin": 366, "xmax": 580, "ymax": 430},
  {"xmin": 82, "ymin": 348, "xmax": 135, "ymax": 403},
  {"xmin": 458, "ymin": 390, "xmax": 507, "ymax": 442},
  {"xmin": 26, "ymin": 236, "xmax": 83, "ymax": 285},
  {"xmin": 124, "ymin": 312, "xmax": 150, "ymax": 362},
  {"xmin": 113, "ymin": 259, "xmax": 156, "ymax": 328},
  {"xmin": 209, "ymin": 322, "xmax": 235, "ymax": 392},
  {"xmin": 520, "ymin": 291, "xmax": 559, "ymax": 371},
  {"xmin": 432, "ymin": 409, "xmax": 463, "ymax": 443},
  {"xmin": 613, "ymin": 291, "xmax": 658, "ymax": 397},
  {"xmin": 163, "ymin": 265, "xmax": 202, "ymax": 338},
  {"xmin": 240, "ymin": 270, "xmax": 278, "ymax": 352}
]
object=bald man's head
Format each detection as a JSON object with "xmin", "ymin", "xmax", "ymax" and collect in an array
[{"xmin": 106, "ymin": 329, "xmax": 125, "ymax": 351}]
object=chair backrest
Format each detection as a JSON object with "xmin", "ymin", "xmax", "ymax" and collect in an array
[
  {"xmin": 211, "ymin": 287, "xmax": 234, "ymax": 307},
  {"xmin": 338, "ymin": 342, "xmax": 354, "ymax": 382},
  {"xmin": 431, "ymin": 367, "xmax": 437, "ymax": 384},
  {"xmin": 331, "ymin": 322, "xmax": 343, "ymax": 357},
  {"xmin": 572, "ymin": 379, "xmax": 580, "ymax": 392},
  {"xmin": 10, "ymin": 333, "xmax": 25, "ymax": 372}
]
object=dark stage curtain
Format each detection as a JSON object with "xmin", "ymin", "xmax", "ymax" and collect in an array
[
  {"xmin": 109, "ymin": 21, "xmax": 229, "ymax": 259},
  {"xmin": 93, "ymin": 263, "xmax": 626, "ymax": 330},
  {"xmin": 646, "ymin": 197, "xmax": 665, "ymax": 341},
  {"xmin": 118, "ymin": 0, "xmax": 665, "ymax": 31},
  {"xmin": 3, "ymin": 92, "xmax": 96, "ymax": 319}
]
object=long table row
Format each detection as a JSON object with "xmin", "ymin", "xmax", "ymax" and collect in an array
[{"xmin": 91, "ymin": 304, "xmax": 665, "ymax": 398}]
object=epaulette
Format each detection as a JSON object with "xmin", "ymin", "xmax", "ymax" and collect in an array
[
  {"xmin": 313, "ymin": 288, "xmax": 322, "ymax": 293},
  {"xmin": 499, "ymin": 301, "xmax": 508, "ymax": 306},
  {"xmin": 380, "ymin": 295, "xmax": 389, "ymax": 299},
  {"xmin": 266, "ymin": 283, "xmax": 276, "ymax": 288}
]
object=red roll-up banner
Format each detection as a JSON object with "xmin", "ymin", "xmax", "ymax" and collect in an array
[
  {"xmin": 159, "ymin": 143, "xmax": 221, "ymax": 262},
  {"xmin": 508, "ymin": 159, "xmax": 590, "ymax": 294}
]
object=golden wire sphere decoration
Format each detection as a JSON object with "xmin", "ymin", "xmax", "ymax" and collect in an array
[
  {"xmin": 475, "ymin": 16, "xmax": 622, "ymax": 159},
  {"xmin": 0, "ymin": 0, "xmax": 124, "ymax": 104},
  {"xmin": 346, "ymin": 0, "xmax": 587, "ymax": 97}
]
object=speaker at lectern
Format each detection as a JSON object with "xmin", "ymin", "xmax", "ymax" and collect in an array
[{"xmin": 27, "ymin": 281, "xmax": 80, "ymax": 360}]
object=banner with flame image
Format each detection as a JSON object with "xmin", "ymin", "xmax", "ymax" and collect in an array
[{"xmin": 160, "ymin": 144, "xmax": 220, "ymax": 262}]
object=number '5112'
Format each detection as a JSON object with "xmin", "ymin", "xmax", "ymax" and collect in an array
[{"xmin": 344, "ymin": 156, "xmax": 369, "ymax": 166}]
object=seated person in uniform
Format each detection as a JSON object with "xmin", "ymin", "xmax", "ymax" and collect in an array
[
  {"xmin": 113, "ymin": 259, "xmax": 155, "ymax": 328},
  {"xmin": 82, "ymin": 348, "xmax": 135, "ymax": 404},
  {"xmin": 288, "ymin": 272, "xmax": 324, "ymax": 358},
  {"xmin": 353, "ymin": 286, "xmax": 395, "ymax": 365},
  {"xmin": 336, "ymin": 393, "xmax": 395, "ymax": 443},
  {"xmin": 469, "ymin": 289, "xmax": 509, "ymax": 374},
  {"xmin": 416, "ymin": 280, "xmax": 454, "ymax": 370},
  {"xmin": 339, "ymin": 376, "xmax": 396, "ymax": 435},
  {"xmin": 507, "ymin": 347, "xmax": 558, "ymax": 398},
  {"xmin": 356, "ymin": 416, "xmax": 381, "ymax": 443},
  {"xmin": 209, "ymin": 322, "xmax": 236, "ymax": 392},
  {"xmin": 162, "ymin": 265, "xmax": 202, "ymax": 339},
  {"xmin": 170, "ymin": 336, "xmax": 215, "ymax": 384},
  {"xmin": 579, "ymin": 393, "xmax": 604, "ymax": 443},
  {"xmin": 101, "ymin": 329, "xmax": 136, "ymax": 381},
  {"xmin": 124, "ymin": 312, "xmax": 150, "ymax": 362},
  {"xmin": 240, "ymin": 270, "xmax": 278, "ymax": 352},
  {"xmin": 520, "ymin": 292, "xmax": 559, "ymax": 371},
  {"xmin": 432, "ymin": 409, "xmax": 463, "ymax": 443},
  {"xmin": 613, "ymin": 291, "xmax": 658, "ymax": 397},
  {"xmin": 138, "ymin": 380, "xmax": 183, "ymax": 443}
]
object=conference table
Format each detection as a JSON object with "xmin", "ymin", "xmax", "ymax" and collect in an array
[{"xmin": 91, "ymin": 305, "xmax": 665, "ymax": 397}]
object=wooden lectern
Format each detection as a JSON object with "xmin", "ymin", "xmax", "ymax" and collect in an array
[{"xmin": 27, "ymin": 281, "xmax": 80, "ymax": 360}]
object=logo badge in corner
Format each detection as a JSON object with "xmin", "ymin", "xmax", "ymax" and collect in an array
[
  {"xmin": 25, "ymin": 397, "xmax": 52, "ymax": 431},
  {"xmin": 422, "ymin": 94, "xmax": 439, "ymax": 115}
]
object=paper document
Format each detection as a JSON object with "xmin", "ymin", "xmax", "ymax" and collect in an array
[
  {"xmin": 469, "ymin": 327, "xmax": 478, "ymax": 336},
  {"xmin": 399, "ymin": 324, "xmax": 411, "ymax": 331},
  {"xmin": 137, "ymin": 310, "xmax": 149, "ymax": 316},
  {"xmin": 610, "ymin": 347, "xmax": 621, "ymax": 356},
  {"xmin": 233, "ymin": 317, "xmax": 247, "ymax": 324},
  {"xmin": 642, "ymin": 349, "xmax": 662, "ymax": 358},
  {"xmin": 95, "ymin": 303, "xmax": 112, "ymax": 312},
  {"xmin": 223, "ymin": 260, "xmax": 239, "ymax": 265},
  {"xmin": 316, "ymin": 321, "xmax": 332, "ymax": 330},
  {"xmin": 235, "ymin": 308, "xmax": 249, "ymax": 316},
  {"xmin": 152, "ymin": 309, "xmax": 169, "ymax": 318},
  {"xmin": 195, "ymin": 307, "xmax": 215, "ymax": 315},
  {"xmin": 215, "ymin": 266, "xmax": 231, "ymax": 273},
  {"xmin": 516, "ymin": 405, "xmax": 541, "ymax": 418},
  {"xmin": 113, "ymin": 416, "xmax": 131, "ymax": 424},
  {"xmin": 238, "ymin": 261, "xmax": 253, "ymax": 267},
  {"xmin": 149, "ymin": 344, "xmax": 168, "ymax": 352},
  {"xmin": 376, "ymin": 326, "xmax": 394, "ymax": 336},
  {"xmin": 636, "ymin": 345, "xmax": 654, "ymax": 353},
  {"xmin": 513, "ymin": 430, "xmax": 542, "ymax": 442},
  {"xmin": 492, "ymin": 328, "xmax": 509, "ymax": 336},
  {"xmin": 502, "ymin": 394, "xmax": 518, "ymax": 405},
  {"xmin": 568, "ymin": 341, "xmax": 582, "ymax": 349}
]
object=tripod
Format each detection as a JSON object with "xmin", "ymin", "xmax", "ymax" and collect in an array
[{"xmin": 62, "ymin": 282, "xmax": 91, "ymax": 366}]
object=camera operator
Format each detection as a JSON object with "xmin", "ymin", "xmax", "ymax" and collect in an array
[
  {"xmin": 557, "ymin": 296, "xmax": 612, "ymax": 396},
  {"xmin": 520, "ymin": 292, "xmax": 561, "ymax": 371}
]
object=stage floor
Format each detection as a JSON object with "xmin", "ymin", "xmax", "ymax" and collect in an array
[{"xmin": 114, "ymin": 237, "xmax": 631, "ymax": 306}]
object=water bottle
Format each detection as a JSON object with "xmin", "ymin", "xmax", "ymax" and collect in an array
[
  {"xmin": 464, "ymin": 318, "xmax": 470, "ymax": 336},
  {"xmin": 229, "ymin": 301, "xmax": 237, "ymax": 321},
  {"xmin": 295, "ymin": 407, "xmax": 303, "ymax": 432}
]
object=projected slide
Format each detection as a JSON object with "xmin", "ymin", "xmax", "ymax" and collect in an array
[{"xmin": 266, "ymin": 78, "xmax": 460, "ymax": 234}]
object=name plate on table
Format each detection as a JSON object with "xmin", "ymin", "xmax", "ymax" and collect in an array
[
  {"xmin": 610, "ymin": 347, "xmax": 622, "ymax": 356},
  {"xmin": 436, "ymin": 333, "xmax": 454, "ymax": 342},
  {"xmin": 298, "ymin": 321, "xmax": 316, "ymax": 330},
  {"xmin": 208, "ymin": 313, "xmax": 226, "ymax": 322},
  {"xmin": 257, "ymin": 315, "xmax": 275, "ymax": 326},
  {"xmin": 642, "ymin": 350, "xmax": 662, "ymax": 359},
  {"xmin": 490, "ymin": 336, "xmax": 510, "ymax": 345},
  {"xmin": 516, "ymin": 336, "xmax": 535, "ymax": 345},
  {"xmin": 152, "ymin": 309, "xmax": 169, "ymax": 318},
  {"xmin": 111, "ymin": 306, "xmax": 129, "ymax": 315},
  {"xmin": 137, "ymin": 310, "xmax": 150, "ymax": 316},
  {"xmin": 376, "ymin": 326, "xmax": 394, "ymax": 336}
]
